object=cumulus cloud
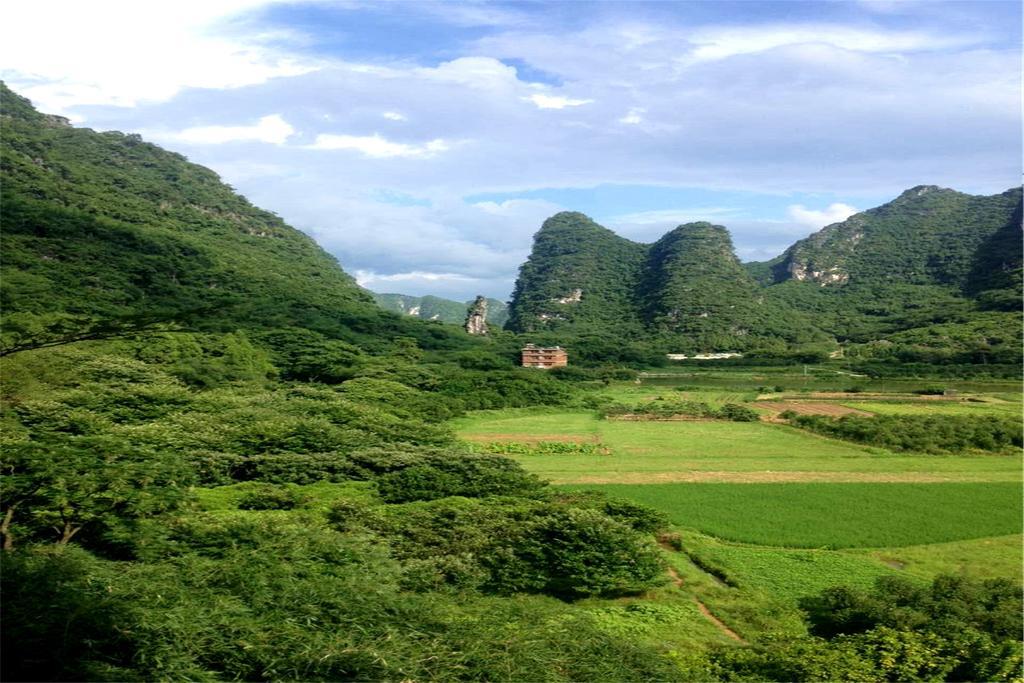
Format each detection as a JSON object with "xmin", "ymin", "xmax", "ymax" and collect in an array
[
  {"xmin": 527, "ymin": 93, "xmax": 594, "ymax": 109},
  {"xmin": 0, "ymin": 0, "xmax": 319, "ymax": 115},
  {"xmin": 308, "ymin": 134, "xmax": 450, "ymax": 158},
  {"xmin": 787, "ymin": 203, "xmax": 859, "ymax": 228},
  {"xmin": 7, "ymin": 2, "xmax": 1016, "ymax": 299},
  {"xmin": 166, "ymin": 114, "xmax": 295, "ymax": 145}
]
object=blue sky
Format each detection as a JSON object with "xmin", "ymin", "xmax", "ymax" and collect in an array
[{"xmin": 3, "ymin": 0, "xmax": 1020, "ymax": 300}]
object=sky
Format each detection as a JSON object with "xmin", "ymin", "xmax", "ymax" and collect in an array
[{"xmin": 3, "ymin": 0, "xmax": 1020, "ymax": 301}]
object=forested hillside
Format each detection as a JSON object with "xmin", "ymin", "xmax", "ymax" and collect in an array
[
  {"xmin": 0, "ymin": 82, "xmax": 474, "ymax": 355},
  {"xmin": 0, "ymin": 83, "xmax": 688, "ymax": 681},
  {"xmin": 507, "ymin": 188, "xmax": 1021, "ymax": 364}
]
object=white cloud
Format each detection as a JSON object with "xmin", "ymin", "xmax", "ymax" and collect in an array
[
  {"xmin": 527, "ymin": 93, "xmax": 594, "ymax": 109},
  {"xmin": 170, "ymin": 114, "xmax": 295, "ymax": 145},
  {"xmin": 619, "ymin": 107, "xmax": 646, "ymax": 125},
  {"xmin": 308, "ymin": 134, "xmax": 450, "ymax": 158},
  {"xmin": 418, "ymin": 56, "xmax": 522, "ymax": 89},
  {"xmin": 382, "ymin": 111, "xmax": 407, "ymax": 121},
  {"xmin": 688, "ymin": 25, "xmax": 979, "ymax": 62},
  {"xmin": 787, "ymin": 202, "xmax": 859, "ymax": 228},
  {"xmin": 0, "ymin": 0, "xmax": 319, "ymax": 115},
  {"xmin": 355, "ymin": 269, "xmax": 475, "ymax": 285}
]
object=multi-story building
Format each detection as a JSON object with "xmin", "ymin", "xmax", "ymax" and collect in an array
[{"xmin": 521, "ymin": 344, "xmax": 568, "ymax": 369}]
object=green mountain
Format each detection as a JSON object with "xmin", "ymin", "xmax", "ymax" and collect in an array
[
  {"xmin": 0, "ymin": 82, "xmax": 466, "ymax": 354},
  {"xmin": 370, "ymin": 292, "xmax": 509, "ymax": 327},
  {"xmin": 507, "ymin": 214, "xmax": 826, "ymax": 352},
  {"xmin": 505, "ymin": 212, "xmax": 647, "ymax": 337},
  {"xmin": 752, "ymin": 185, "xmax": 1022, "ymax": 342},
  {"xmin": 508, "ymin": 187, "xmax": 1021, "ymax": 357}
]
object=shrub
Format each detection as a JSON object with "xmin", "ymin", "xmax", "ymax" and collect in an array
[
  {"xmin": 236, "ymin": 483, "xmax": 311, "ymax": 510},
  {"xmin": 375, "ymin": 454, "xmax": 545, "ymax": 503}
]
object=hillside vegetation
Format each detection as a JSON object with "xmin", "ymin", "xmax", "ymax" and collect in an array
[{"xmin": 507, "ymin": 187, "xmax": 1021, "ymax": 365}]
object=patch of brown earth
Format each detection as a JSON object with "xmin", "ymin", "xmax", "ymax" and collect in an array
[
  {"xmin": 694, "ymin": 600, "xmax": 743, "ymax": 642},
  {"xmin": 755, "ymin": 401, "xmax": 873, "ymax": 417},
  {"xmin": 461, "ymin": 433, "xmax": 599, "ymax": 443}
]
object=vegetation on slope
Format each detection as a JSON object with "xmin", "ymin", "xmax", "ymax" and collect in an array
[{"xmin": 371, "ymin": 292, "xmax": 510, "ymax": 327}]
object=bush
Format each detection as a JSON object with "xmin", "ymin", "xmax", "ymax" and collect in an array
[
  {"xmin": 236, "ymin": 484, "xmax": 311, "ymax": 510},
  {"xmin": 375, "ymin": 454, "xmax": 545, "ymax": 503},
  {"xmin": 788, "ymin": 414, "xmax": 1023, "ymax": 454}
]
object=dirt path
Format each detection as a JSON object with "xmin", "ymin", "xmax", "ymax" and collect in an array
[
  {"xmin": 660, "ymin": 543, "xmax": 744, "ymax": 643},
  {"xmin": 755, "ymin": 401, "xmax": 873, "ymax": 417},
  {"xmin": 461, "ymin": 433, "xmax": 599, "ymax": 443},
  {"xmin": 694, "ymin": 600, "xmax": 743, "ymax": 642}
]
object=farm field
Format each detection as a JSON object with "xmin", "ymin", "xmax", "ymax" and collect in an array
[
  {"xmin": 452, "ymin": 375, "xmax": 1023, "ymax": 623},
  {"xmin": 560, "ymin": 482, "xmax": 1023, "ymax": 548},
  {"xmin": 453, "ymin": 409, "xmax": 1022, "ymax": 483}
]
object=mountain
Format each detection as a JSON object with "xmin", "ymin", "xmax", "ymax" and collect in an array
[
  {"xmin": 505, "ymin": 212, "xmax": 647, "ymax": 337},
  {"xmin": 370, "ymin": 292, "xmax": 509, "ymax": 327},
  {"xmin": 751, "ymin": 185, "xmax": 1022, "ymax": 341},
  {"xmin": 506, "ymin": 213, "xmax": 826, "ymax": 352},
  {"xmin": 508, "ymin": 187, "xmax": 1021, "ymax": 355},
  {"xmin": 763, "ymin": 185, "xmax": 1021, "ymax": 290},
  {"xmin": 0, "ymin": 82, "xmax": 467, "ymax": 354}
]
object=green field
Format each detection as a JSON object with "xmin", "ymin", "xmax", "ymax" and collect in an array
[
  {"xmin": 453, "ymin": 378, "xmax": 1023, "ymax": 625},
  {"xmin": 840, "ymin": 399, "xmax": 1022, "ymax": 416},
  {"xmin": 454, "ymin": 409, "xmax": 1022, "ymax": 483},
  {"xmin": 560, "ymin": 482, "xmax": 1023, "ymax": 548}
]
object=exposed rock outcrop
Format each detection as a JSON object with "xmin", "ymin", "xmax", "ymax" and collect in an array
[{"xmin": 464, "ymin": 295, "xmax": 489, "ymax": 335}]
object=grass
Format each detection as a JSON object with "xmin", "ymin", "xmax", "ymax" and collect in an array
[
  {"xmin": 677, "ymin": 530, "xmax": 900, "ymax": 601},
  {"xmin": 846, "ymin": 534, "xmax": 1024, "ymax": 580},
  {"xmin": 561, "ymin": 482, "xmax": 1023, "ymax": 548},
  {"xmin": 454, "ymin": 409, "xmax": 1022, "ymax": 483},
  {"xmin": 841, "ymin": 400, "xmax": 1022, "ymax": 417}
]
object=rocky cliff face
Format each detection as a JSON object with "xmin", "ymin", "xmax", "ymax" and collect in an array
[{"xmin": 465, "ymin": 295, "xmax": 489, "ymax": 335}]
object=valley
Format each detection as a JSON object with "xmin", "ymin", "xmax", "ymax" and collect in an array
[{"xmin": 2, "ymin": 80, "xmax": 1021, "ymax": 681}]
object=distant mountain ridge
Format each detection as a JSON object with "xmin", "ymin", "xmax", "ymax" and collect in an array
[
  {"xmin": 370, "ymin": 293, "xmax": 509, "ymax": 327},
  {"xmin": 507, "ymin": 186, "xmax": 1021, "ymax": 354}
]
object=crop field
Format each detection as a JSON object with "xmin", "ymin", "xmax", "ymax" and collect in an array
[
  {"xmin": 453, "ymin": 376, "xmax": 1023, "ymax": 625},
  {"xmin": 674, "ymin": 530, "xmax": 900, "ymax": 601},
  {"xmin": 839, "ymin": 399, "xmax": 1022, "ymax": 416},
  {"xmin": 560, "ymin": 482, "xmax": 1023, "ymax": 548},
  {"xmin": 455, "ymin": 409, "xmax": 1022, "ymax": 483}
]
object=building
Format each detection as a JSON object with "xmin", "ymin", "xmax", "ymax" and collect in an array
[{"xmin": 521, "ymin": 344, "xmax": 568, "ymax": 369}]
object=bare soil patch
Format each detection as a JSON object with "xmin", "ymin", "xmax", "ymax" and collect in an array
[
  {"xmin": 461, "ymin": 433, "xmax": 599, "ymax": 443},
  {"xmin": 695, "ymin": 600, "xmax": 744, "ymax": 642},
  {"xmin": 755, "ymin": 401, "xmax": 873, "ymax": 418},
  {"xmin": 800, "ymin": 392, "xmax": 971, "ymax": 402}
]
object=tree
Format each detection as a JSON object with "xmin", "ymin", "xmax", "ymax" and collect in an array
[{"xmin": 1, "ymin": 436, "xmax": 193, "ymax": 549}]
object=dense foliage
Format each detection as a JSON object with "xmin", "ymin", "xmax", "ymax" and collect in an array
[
  {"xmin": 507, "ymin": 188, "xmax": 1021, "ymax": 362},
  {"xmin": 709, "ymin": 575, "xmax": 1022, "ymax": 681},
  {"xmin": 785, "ymin": 413, "xmax": 1023, "ymax": 454},
  {"xmin": 604, "ymin": 398, "xmax": 760, "ymax": 421}
]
